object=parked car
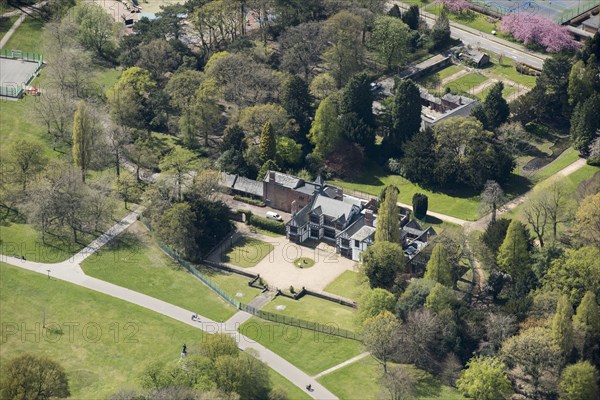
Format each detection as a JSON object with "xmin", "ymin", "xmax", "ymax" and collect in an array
[{"xmin": 266, "ymin": 211, "xmax": 283, "ymax": 222}]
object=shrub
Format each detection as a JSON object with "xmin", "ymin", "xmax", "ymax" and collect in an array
[
  {"xmin": 248, "ymin": 215, "xmax": 286, "ymax": 234},
  {"xmin": 233, "ymin": 195, "xmax": 266, "ymax": 207},
  {"xmin": 412, "ymin": 193, "xmax": 428, "ymax": 219}
]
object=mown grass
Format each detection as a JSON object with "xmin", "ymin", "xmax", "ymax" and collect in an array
[
  {"xmin": 475, "ymin": 82, "xmax": 518, "ymax": 101},
  {"xmin": 417, "ymin": 64, "xmax": 465, "ymax": 90},
  {"xmin": 0, "ymin": 262, "xmax": 207, "ymax": 398},
  {"xmin": 222, "ymin": 236, "xmax": 274, "ymax": 268},
  {"xmin": 2, "ymin": 16, "xmax": 43, "ymax": 52},
  {"xmin": 530, "ymin": 147, "xmax": 580, "ymax": 182},
  {"xmin": 318, "ymin": 356, "xmax": 466, "ymax": 400},
  {"xmin": 239, "ymin": 317, "xmax": 364, "ymax": 376},
  {"xmin": 81, "ymin": 222, "xmax": 237, "ymax": 322},
  {"xmin": 200, "ymin": 267, "xmax": 262, "ymax": 302},
  {"xmin": 261, "ymin": 294, "xmax": 358, "ymax": 332},
  {"xmin": 483, "ymin": 54, "xmax": 538, "ymax": 88},
  {"xmin": 323, "ymin": 270, "xmax": 369, "ymax": 302},
  {"xmin": 0, "ymin": 15, "xmax": 18, "ymax": 40},
  {"xmin": 269, "ymin": 368, "xmax": 312, "ymax": 400},
  {"xmin": 444, "ymin": 72, "xmax": 488, "ymax": 95}
]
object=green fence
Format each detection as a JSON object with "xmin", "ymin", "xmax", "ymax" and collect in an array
[
  {"xmin": 140, "ymin": 216, "xmax": 362, "ymax": 341},
  {"xmin": 556, "ymin": 0, "xmax": 600, "ymax": 24},
  {"xmin": 0, "ymin": 48, "xmax": 44, "ymax": 63},
  {"xmin": 240, "ymin": 303, "xmax": 362, "ymax": 341},
  {"xmin": 0, "ymin": 85, "xmax": 23, "ymax": 97}
]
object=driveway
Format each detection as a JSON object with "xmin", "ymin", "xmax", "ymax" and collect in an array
[
  {"xmin": 227, "ymin": 230, "xmax": 357, "ymax": 291},
  {"xmin": 218, "ymin": 193, "xmax": 292, "ymax": 223}
]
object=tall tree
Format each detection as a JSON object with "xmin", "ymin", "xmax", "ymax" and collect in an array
[
  {"xmin": 72, "ymin": 101, "xmax": 96, "ymax": 183},
  {"xmin": 480, "ymin": 180, "xmax": 506, "ymax": 224},
  {"xmin": 390, "ymin": 79, "xmax": 422, "ymax": 148},
  {"xmin": 157, "ymin": 203, "xmax": 200, "ymax": 261},
  {"xmin": 573, "ymin": 291, "xmax": 600, "ymax": 361},
  {"xmin": 496, "ymin": 219, "xmax": 531, "ymax": 279},
  {"xmin": 375, "ymin": 185, "xmax": 400, "ymax": 243},
  {"xmin": 339, "ymin": 72, "xmax": 374, "ymax": 127},
  {"xmin": 9, "ymin": 140, "xmax": 48, "ymax": 190},
  {"xmin": 0, "ymin": 354, "xmax": 70, "ymax": 400},
  {"xmin": 457, "ymin": 356, "xmax": 512, "ymax": 400},
  {"xmin": 559, "ymin": 361, "xmax": 600, "ymax": 400},
  {"xmin": 279, "ymin": 75, "xmax": 312, "ymax": 134},
  {"xmin": 108, "ymin": 67, "xmax": 157, "ymax": 131},
  {"xmin": 482, "ymin": 82, "xmax": 510, "ymax": 130},
  {"xmin": 551, "ymin": 294, "xmax": 574, "ymax": 355},
  {"xmin": 360, "ymin": 241, "xmax": 405, "ymax": 289},
  {"xmin": 371, "ymin": 16, "xmax": 411, "ymax": 71},
  {"xmin": 574, "ymin": 193, "xmax": 600, "ymax": 246},
  {"xmin": 400, "ymin": 127, "xmax": 436, "ymax": 184},
  {"xmin": 522, "ymin": 190, "xmax": 549, "ymax": 248},
  {"xmin": 357, "ymin": 288, "xmax": 396, "ymax": 325},
  {"xmin": 380, "ymin": 364, "xmax": 417, "ymax": 400},
  {"xmin": 72, "ymin": 3, "xmax": 116, "ymax": 57},
  {"xmin": 544, "ymin": 247, "xmax": 600, "ymax": 306},
  {"xmin": 412, "ymin": 193, "xmax": 428, "ymax": 220},
  {"xmin": 159, "ymin": 148, "xmax": 198, "ymax": 201},
  {"xmin": 259, "ymin": 121, "xmax": 276, "ymax": 164},
  {"xmin": 402, "ymin": 5, "xmax": 420, "ymax": 30},
  {"xmin": 570, "ymin": 93, "xmax": 600, "ymax": 156},
  {"xmin": 308, "ymin": 95, "xmax": 342, "ymax": 158},
  {"xmin": 323, "ymin": 11, "xmax": 365, "ymax": 87},
  {"xmin": 362, "ymin": 311, "xmax": 400, "ymax": 372},
  {"xmin": 424, "ymin": 243, "xmax": 453, "ymax": 287},
  {"xmin": 431, "ymin": 9, "xmax": 450, "ymax": 49},
  {"xmin": 280, "ymin": 21, "xmax": 328, "ymax": 79}
]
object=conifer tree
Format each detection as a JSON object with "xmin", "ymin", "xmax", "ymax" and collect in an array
[
  {"xmin": 259, "ymin": 121, "xmax": 276, "ymax": 164},
  {"xmin": 497, "ymin": 219, "xmax": 530, "ymax": 278},
  {"xmin": 375, "ymin": 185, "xmax": 400, "ymax": 243},
  {"xmin": 391, "ymin": 79, "xmax": 422, "ymax": 147},
  {"xmin": 483, "ymin": 82, "xmax": 510, "ymax": 130},
  {"xmin": 551, "ymin": 294, "xmax": 574, "ymax": 355},
  {"xmin": 574, "ymin": 291, "xmax": 600, "ymax": 332},
  {"xmin": 424, "ymin": 243, "xmax": 453, "ymax": 287},
  {"xmin": 308, "ymin": 95, "xmax": 341, "ymax": 158}
]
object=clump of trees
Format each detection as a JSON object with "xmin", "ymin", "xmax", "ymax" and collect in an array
[{"xmin": 500, "ymin": 13, "xmax": 579, "ymax": 53}]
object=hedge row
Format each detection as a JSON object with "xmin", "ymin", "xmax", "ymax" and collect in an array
[
  {"xmin": 248, "ymin": 214, "xmax": 286, "ymax": 235},
  {"xmin": 233, "ymin": 195, "xmax": 266, "ymax": 207}
]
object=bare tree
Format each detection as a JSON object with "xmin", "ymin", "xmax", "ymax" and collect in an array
[
  {"xmin": 542, "ymin": 181, "xmax": 568, "ymax": 242},
  {"xmin": 485, "ymin": 313, "xmax": 517, "ymax": 350},
  {"xmin": 522, "ymin": 193, "xmax": 548, "ymax": 247},
  {"xmin": 33, "ymin": 92, "xmax": 76, "ymax": 151},
  {"xmin": 380, "ymin": 364, "xmax": 417, "ymax": 400},
  {"xmin": 480, "ymin": 180, "xmax": 506, "ymax": 223}
]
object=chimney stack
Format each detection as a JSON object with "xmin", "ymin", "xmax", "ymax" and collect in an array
[
  {"xmin": 291, "ymin": 200, "xmax": 298, "ymax": 216},
  {"xmin": 365, "ymin": 209, "xmax": 374, "ymax": 227},
  {"xmin": 269, "ymin": 171, "xmax": 276, "ymax": 182},
  {"xmin": 336, "ymin": 187, "xmax": 343, "ymax": 200}
]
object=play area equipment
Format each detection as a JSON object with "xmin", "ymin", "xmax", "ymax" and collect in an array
[{"xmin": 0, "ymin": 49, "xmax": 43, "ymax": 98}]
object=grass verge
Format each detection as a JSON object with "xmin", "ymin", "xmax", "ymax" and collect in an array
[
  {"xmin": 222, "ymin": 236, "xmax": 274, "ymax": 268},
  {"xmin": 323, "ymin": 270, "xmax": 369, "ymax": 302},
  {"xmin": 239, "ymin": 317, "xmax": 364, "ymax": 376},
  {"xmin": 81, "ymin": 221, "xmax": 237, "ymax": 322}
]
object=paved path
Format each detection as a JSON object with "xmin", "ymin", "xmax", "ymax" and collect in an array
[
  {"xmin": 471, "ymin": 78, "xmax": 498, "ymax": 95},
  {"xmin": 389, "ymin": 1, "xmax": 548, "ymax": 70},
  {"xmin": 312, "ymin": 352, "xmax": 371, "ymax": 379},
  {"xmin": 0, "ymin": 210, "xmax": 338, "ymax": 399},
  {"xmin": 439, "ymin": 68, "xmax": 470, "ymax": 85},
  {"xmin": 0, "ymin": 13, "xmax": 25, "ymax": 48},
  {"xmin": 465, "ymin": 158, "xmax": 588, "ymax": 232}
]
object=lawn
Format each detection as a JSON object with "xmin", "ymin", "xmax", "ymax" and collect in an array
[
  {"xmin": 330, "ymin": 163, "xmax": 482, "ymax": 221},
  {"xmin": 239, "ymin": 317, "xmax": 364, "ymax": 376},
  {"xmin": 81, "ymin": 222, "xmax": 237, "ymax": 322},
  {"xmin": 293, "ymin": 257, "xmax": 315, "ymax": 268},
  {"xmin": 475, "ymin": 83, "xmax": 518, "ymax": 101},
  {"xmin": 0, "ymin": 15, "xmax": 18, "ymax": 40},
  {"xmin": 221, "ymin": 236, "xmax": 274, "ymax": 268},
  {"xmin": 484, "ymin": 54, "xmax": 538, "ymax": 88},
  {"xmin": 318, "ymin": 356, "xmax": 466, "ymax": 400},
  {"xmin": 324, "ymin": 270, "xmax": 369, "ymax": 302},
  {"xmin": 200, "ymin": 266, "xmax": 262, "ymax": 302},
  {"xmin": 0, "ymin": 263, "xmax": 308, "ymax": 399},
  {"xmin": 2, "ymin": 16, "xmax": 44, "ymax": 52},
  {"xmin": 444, "ymin": 72, "xmax": 488, "ymax": 96},
  {"xmin": 262, "ymin": 294, "xmax": 358, "ymax": 332},
  {"xmin": 530, "ymin": 147, "xmax": 580, "ymax": 182},
  {"xmin": 0, "ymin": 262, "xmax": 207, "ymax": 398},
  {"xmin": 417, "ymin": 64, "xmax": 464, "ymax": 91}
]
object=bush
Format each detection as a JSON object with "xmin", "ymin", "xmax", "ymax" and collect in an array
[
  {"xmin": 248, "ymin": 215, "xmax": 286, "ymax": 235},
  {"xmin": 233, "ymin": 195, "xmax": 266, "ymax": 207},
  {"xmin": 412, "ymin": 193, "xmax": 428, "ymax": 219}
]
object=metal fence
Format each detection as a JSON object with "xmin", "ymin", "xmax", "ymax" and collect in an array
[
  {"xmin": 0, "ymin": 49, "xmax": 43, "ymax": 98},
  {"xmin": 0, "ymin": 49, "xmax": 44, "ymax": 63},
  {"xmin": 140, "ymin": 216, "xmax": 362, "ymax": 341},
  {"xmin": 555, "ymin": 0, "xmax": 600, "ymax": 24},
  {"xmin": 239, "ymin": 303, "xmax": 362, "ymax": 341}
]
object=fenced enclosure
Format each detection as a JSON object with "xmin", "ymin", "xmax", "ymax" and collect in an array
[
  {"xmin": 468, "ymin": 0, "xmax": 600, "ymax": 24},
  {"xmin": 140, "ymin": 217, "xmax": 362, "ymax": 341},
  {"xmin": 0, "ymin": 49, "xmax": 43, "ymax": 98}
]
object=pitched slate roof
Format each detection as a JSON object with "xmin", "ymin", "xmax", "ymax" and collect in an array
[
  {"xmin": 263, "ymin": 171, "xmax": 302, "ymax": 189},
  {"xmin": 233, "ymin": 176, "xmax": 264, "ymax": 197},
  {"xmin": 311, "ymin": 194, "xmax": 356, "ymax": 223},
  {"xmin": 351, "ymin": 225, "xmax": 376, "ymax": 242}
]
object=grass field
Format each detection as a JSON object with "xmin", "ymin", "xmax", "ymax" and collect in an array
[
  {"xmin": 475, "ymin": 82, "xmax": 518, "ymax": 101},
  {"xmin": 530, "ymin": 147, "xmax": 580, "ymax": 182},
  {"xmin": 0, "ymin": 263, "xmax": 306, "ymax": 398},
  {"xmin": 262, "ymin": 295, "xmax": 358, "ymax": 332},
  {"xmin": 0, "ymin": 262, "xmax": 207, "ymax": 398},
  {"xmin": 444, "ymin": 72, "xmax": 488, "ymax": 95},
  {"xmin": 0, "ymin": 15, "xmax": 18, "ymax": 40},
  {"xmin": 222, "ymin": 236, "xmax": 274, "ymax": 268},
  {"xmin": 331, "ymin": 163, "xmax": 482, "ymax": 221},
  {"xmin": 417, "ymin": 64, "xmax": 465, "ymax": 90},
  {"xmin": 2, "ymin": 16, "xmax": 43, "ymax": 52},
  {"xmin": 323, "ymin": 270, "xmax": 369, "ymax": 302},
  {"xmin": 200, "ymin": 267, "xmax": 262, "ymax": 301},
  {"xmin": 484, "ymin": 54, "xmax": 538, "ymax": 88},
  {"xmin": 81, "ymin": 222, "xmax": 237, "ymax": 322},
  {"xmin": 318, "ymin": 356, "xmax": 466, "ymax": 400},
  {"xmin": 239, "ymin": 317, "xmax": 364, "ymax": 375}
]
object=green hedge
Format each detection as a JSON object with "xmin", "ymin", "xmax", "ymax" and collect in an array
[
  {"xmin": 233, "ymin": 195, "xmax": 266, "ymax": 207},
  {"xmin": 248, "ymin": 215, "xmax": 286, "ymax": 235}
]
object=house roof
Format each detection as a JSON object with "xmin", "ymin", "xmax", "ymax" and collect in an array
[
  {"xmin": 351, "ymin": 225, "xmax": 376, "ymax": 242},
  {"xmin": 220, "ymin": 172, "xmax": 237, "ymax": 188},
  {"xmin": 233, "ymin": 176, "xmax": 264, "ymax": 197},
  {"xmin": 263, "ymin": 171, "xmax": 302, "ymax": 189},
  {"xmin": 311, "ymin": 194, "xmax": 356, "ymax": 222},
  {"xmin": 314, "ymin": 175, "xmax": 325, "ymax": 187}
]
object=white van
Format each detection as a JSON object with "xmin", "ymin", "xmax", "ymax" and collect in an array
[{"xmin": 266, "ymin": 211, "xmax": 283, "ymax": 222}]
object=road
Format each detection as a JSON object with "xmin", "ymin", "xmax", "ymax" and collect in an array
[
  {"xmin": 389, "ymin": 1, "xmax": 548, "ymax": 70},
  {"xmin": 0, "ymin": 208, "xmax": 338, "ymax": 400}
]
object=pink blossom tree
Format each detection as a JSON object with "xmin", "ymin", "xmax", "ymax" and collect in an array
[
  {"xmin": 500, "ymin": 13, "xmax": 579, "ymax": 53},
  {"xmin": 434, "ymin": 0, "xmax": 470, "ymax": 14}
]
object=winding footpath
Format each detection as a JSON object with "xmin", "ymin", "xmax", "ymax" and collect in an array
[{"xmin": 0, "ymin": 208, "xmax": 338, "ymax": 400}]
